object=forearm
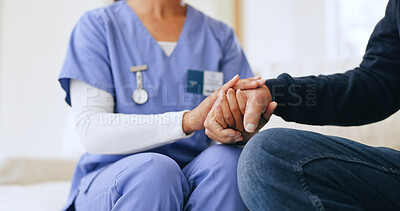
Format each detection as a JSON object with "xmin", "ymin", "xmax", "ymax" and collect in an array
[
  {"xmin": 76, "ymin": 111, "xmax": 190, "ymax": 154},
  {"xmin": 266, "ymin": 68, "xmax": 400, "ymax": 126},
  {"xmin": 70, "ymin": 79, "xmax": 192, "ymax": 155}
]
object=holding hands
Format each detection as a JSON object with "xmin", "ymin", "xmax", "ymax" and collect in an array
[
  {"xmin": 204, "ymin": 76, "xmax": 278, "ymax": 144},
  {"xmin": 182, "ymin": 75, "xmax": 266, "ymax": 134}
]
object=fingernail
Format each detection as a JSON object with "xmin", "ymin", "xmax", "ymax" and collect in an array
[
  {"xmin": 257, "ymin": 79, "xmax": 266, "ymax": 84},
  {"xmin": 219, "ymin": 90, "xmax": 224, "ymax": 97},
  {"xmin": 231, "ymin": 74, "xmax": 239, "ymax": 80},
  {"xmin": 235, "ymin": 137, "xmax": 243, "ymax": 142},
  {"xmin": 245, "ymin": 123, "xmax": 257, "ymax": 132}
]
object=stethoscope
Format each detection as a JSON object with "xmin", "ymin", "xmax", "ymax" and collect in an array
[{"xmin": 130, "ymin": 65, "xmax": 149, "ymax": 104}]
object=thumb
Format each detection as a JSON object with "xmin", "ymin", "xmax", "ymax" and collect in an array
[
  {"xmin": 243, "ymin": 98, "xmax": 264, "ymax": 133},
  {"xmin": 262, "ymin": 102, "xmax": 277, "ymax": 122}
]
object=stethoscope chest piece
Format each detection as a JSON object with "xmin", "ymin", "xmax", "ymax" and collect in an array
[{"xmin": 130, "ymin": 65, "xmax": 149, "ymax": 105}]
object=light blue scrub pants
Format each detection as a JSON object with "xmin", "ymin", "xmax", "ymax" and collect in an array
[{"xmin": 74, "ymin": 145, "xmax": 247, "ymax": 210}]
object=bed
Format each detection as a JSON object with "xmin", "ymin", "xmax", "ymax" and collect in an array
[{"xmin": 0, "ymin": 155, "xmax": 77, "ymax": 211}]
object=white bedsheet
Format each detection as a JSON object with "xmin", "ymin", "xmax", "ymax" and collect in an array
[
  {"xmin": 0, "ymin": 155, "xmax": 77, "ymax": 211},
  {"xmin": 0, "ymin": 181, "xmax": 70, "ymax": 211}
]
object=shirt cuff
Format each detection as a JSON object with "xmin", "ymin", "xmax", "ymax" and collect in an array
[
  {"xmin": 265, "ymin": 74, "xmax": 291, "ymax": 104},
  {"xmin": 177, "ymin": 110, "xmax": 195, "ymax": 139}
]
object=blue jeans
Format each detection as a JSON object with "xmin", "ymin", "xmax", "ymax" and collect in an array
[{"xmin": 237, "ymin": 128, "xmax": 400, "ymax": 211}]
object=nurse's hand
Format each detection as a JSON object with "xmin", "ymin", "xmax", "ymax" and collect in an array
[
  {"xmin": 233, "ymin": 76, "xmax": 266, "ymax": 90},
  {"xmin": 204, "ymin": 85, "xmax": 277, "ymax": 143},
  {"xmin": 182, "ymin": 75, "xmax": 264, "ymax": 134},
  {"xmin": 203, "ymin": 89, "xmax": 243, "ymax": 143}
]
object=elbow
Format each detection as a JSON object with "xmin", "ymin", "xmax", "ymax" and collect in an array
[
  {"xmin": 80, "ymin": 135, "xmax": 104, "ymax": 154},
  {"xmin": 79, "ymin": 131, "xmax": 129, "ymax": 155},
  {"xmin": 75, "ymin": 115, "xmax": 110, "ymax": 154},
  {"xmin": 77, "ymin": 128, "xmax": 111, "ymax": 154}
]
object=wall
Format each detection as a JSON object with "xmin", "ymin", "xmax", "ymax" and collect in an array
[
  {"xmin": 0, "ymin": 0, "xmax": 4, "ymax": 128},
  {"xmin": 0, "ymin": 0, "xmax": 112, "ymax": 157},
  {"xmin": 186, "ymin": 0, "xmax": 234, "ymax": 27},
  {"xmin": 242, "ymin": 0, "xmax": 328, "ymax": 77}
]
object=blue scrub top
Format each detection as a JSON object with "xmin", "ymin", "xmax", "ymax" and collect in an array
[{"xmin": 59, "ymin": 1, "xmax": 253, "ymax": 209}]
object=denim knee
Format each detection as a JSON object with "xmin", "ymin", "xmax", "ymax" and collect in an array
[
  {"xmin": 240, "ymin": 128, "xmax": 296, "ymax": 159},
  {"xmin": 237, "ymin": 128, "xmax": 308, "ymax": 210},
  {"xmin": 238, "ymin": 129, "xmax": 291, "ymax": 181}
]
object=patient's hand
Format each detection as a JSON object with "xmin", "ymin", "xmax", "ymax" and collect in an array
[
  {"xmin": 182, "ymin": 75, "xmax": 265, "ymax": 134},
  {"xmin": 240, "ymin": 85, "xmax": 276, "ymax": 133},
  {"xmin": 204, "ymin": 84, "xmax": 277, "ymax": 144}
]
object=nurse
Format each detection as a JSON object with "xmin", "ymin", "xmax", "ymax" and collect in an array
[{"xmin": 59, "ymin": 0, "xmax": 262, "ymax": 210}]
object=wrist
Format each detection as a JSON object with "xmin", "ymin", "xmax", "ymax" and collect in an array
[
  {"xmin": 265, "ymin": 77, "xmax": 289, "ymax": 104},
  {"xmin": 182, "ymin": 111, "xmax": 195, "ymax": 134},
  {"xmin": 262, "ymin": 84, "xmax": 272, "ymax": 100}
]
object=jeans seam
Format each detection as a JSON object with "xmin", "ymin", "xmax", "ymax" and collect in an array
[
  {"xmin": 295, "ymin": 154, "xmax": 400, "ymax": 175},
  {"xmin": 294, "ymin": 153, "xmax": 400, "ymax": 211},
  {"xmin": 295, "ymin": 165, "xmax": 326, "ymax": 211}
]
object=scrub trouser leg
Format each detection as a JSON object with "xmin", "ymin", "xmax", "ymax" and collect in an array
[
  {"xmin": 183, "ymin": 144, "xmax": 248, "ymax": 211},
  {"xmin": 74, "ymin": 153, "xmax": 189, "ymax": 211},
  {"xmin": 74, "ymin": 145, "xmax": 246, "ymax": 211},
  {"xmin": 237, "ymin": 128, "xmax": 400, "ymax": 211}
]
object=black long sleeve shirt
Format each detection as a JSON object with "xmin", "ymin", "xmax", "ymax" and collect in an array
[{"xmin": 265, "ymin": 0, "xmax": 400, "ymax": 126}]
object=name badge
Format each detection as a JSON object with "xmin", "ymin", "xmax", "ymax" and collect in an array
[{"xmin": 187, "ymin": 70, "xmax": 224, "ymax": 96}]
